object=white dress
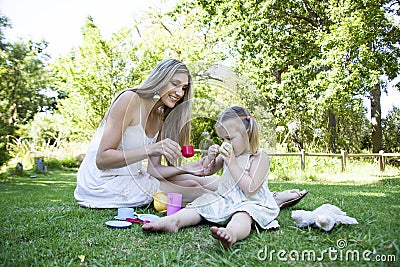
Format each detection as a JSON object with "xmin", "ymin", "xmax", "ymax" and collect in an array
[
  {"xmin": 74, "ymin": 115, "xmax": 160, "ymax": 208},
  {"xmin": 191, "ymin": 152, "xmax": 280, "ymax": 229}
]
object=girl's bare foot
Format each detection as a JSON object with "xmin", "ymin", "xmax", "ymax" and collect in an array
[
  {"xmin": 142, "ymin": 218, "xmax": 179, "ymax": 233},
  {"xmin": 210, "ymin": 226, "xmax": 236, "ymax": 248}
]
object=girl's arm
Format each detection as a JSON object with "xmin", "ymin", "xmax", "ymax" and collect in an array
[{"xmin": 225, "ymin": 150, "xmax": 269, "ymax": 196}]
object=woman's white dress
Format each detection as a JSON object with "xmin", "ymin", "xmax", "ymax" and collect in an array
[
  {"xmin": 74, "ymin": 120, "xmax": 160, "ymax": 208},
  {"xmin": 191, "ymin": 152, "xmax": 280, "ymax": 229}
]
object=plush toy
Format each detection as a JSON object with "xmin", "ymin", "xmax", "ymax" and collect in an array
[{"xmin": 291, "ymin": 204, "xmax": 358, "ymax": 231}]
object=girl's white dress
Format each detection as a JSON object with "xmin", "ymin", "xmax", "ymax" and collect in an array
[
  {"xmin": 192, "ymin": 152, "xmax": 280, "ymax": 229},
  {"xmin": 74, "ymin": 118, "xmax": 160, "ymax": 208}
]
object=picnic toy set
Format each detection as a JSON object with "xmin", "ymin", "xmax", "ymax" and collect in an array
[
  {"xmin": 105, "ymin": 144, "xmax": 192, "ymax": 228},
  {"xmin": 105, "ymin": 207, "xmax": 161, "ymax": 228},
  {"xmin": 105, "ymin": 192, "xmax": 182, "ymax": 228}
]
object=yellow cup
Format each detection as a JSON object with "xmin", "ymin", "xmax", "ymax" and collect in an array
[{"xmin": 152, "ymin": 190, "xmax": 167, "ymax": 212}]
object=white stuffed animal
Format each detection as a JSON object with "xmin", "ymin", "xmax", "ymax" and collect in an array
[{"xmin": 291, "ymin": 204, "xmax": 358, "ymax": 231}]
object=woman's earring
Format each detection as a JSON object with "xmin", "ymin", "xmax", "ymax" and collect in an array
[{"xmin": 152, "ymin": 92, "xmax": 160, "ymax": 102}]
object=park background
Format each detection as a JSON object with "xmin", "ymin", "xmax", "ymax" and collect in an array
[{"xmin": 0, "ymin": 0, "xmax": 399, "ymax": 266}]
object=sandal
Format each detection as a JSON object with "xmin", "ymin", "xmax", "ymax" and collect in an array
[{"xmin": 273, "ymin": 189, "xmax": 308, "ymax": 209}]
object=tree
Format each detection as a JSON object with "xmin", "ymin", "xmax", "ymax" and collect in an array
[
  {"xmin": 52, "ymin": 17, "xmax": 142, "ymax": 139},
  {"xmin": 0, "ymin": 14, "xmax": 11, "ymax": 165},
  {"xmin": 0, "ymin": 14, "xmax": 52, "ymax": 166},
  {"xmin": 315, "ymin": 0, "xmax": 400, "ymax": 153},
  {"xmin": 191, "ymin": 0, "xmax": 400, "ymax": 152},
  {"xmin": 53, "ymin": 9, "xmax": 225, "ymax": 143}
]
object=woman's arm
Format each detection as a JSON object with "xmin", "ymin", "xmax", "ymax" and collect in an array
[
  {"xmin": 147, "ymin": 154, "xmax": 209, "ymax": 179},
  {"xmin": 95, "ymin": 91, "xmax": 181, "ymax": 170},
  {"xmin": 148, "ymin": 144, "xmax": 228, "ymax": 178},
  {"xmin": 96, "ymin": 91, "xmax": 145, "ymax": 170}
]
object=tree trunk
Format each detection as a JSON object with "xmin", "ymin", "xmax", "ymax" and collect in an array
[
  {"xmin": 327, "ymin": 110, "xmax": 337, "ymax": 153},
  {"xmin": 370, "ymin": 83, "xmax": 383, "ymax": 153}
]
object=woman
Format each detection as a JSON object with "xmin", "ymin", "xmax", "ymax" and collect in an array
[{"xmin": 74, "ymin": 59, "xmax": 307, "ymax": 208}]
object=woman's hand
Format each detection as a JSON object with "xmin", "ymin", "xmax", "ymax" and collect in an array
[
  {"xmin": 148, "ymin": 138, "xmax": 182, "ymax": 164},
  {"xmin": 202, "ymin": 158, "xmax": 218, "ymax": 176},
  {"xmin": 182, "ymin": 159, "xmax": 206, "ymax": 176},
  {"xmin": 181, "ymin": 157, "xmax": 217, "ymax": 176}
]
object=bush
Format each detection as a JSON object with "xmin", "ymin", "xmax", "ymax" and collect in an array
[
  {"xmin": 34, "ymin": 157, "xmax": 81, "ymax": 170},
  {"xmin": 42, "ymin": 158, "xmax": 62, "ymax": 170},
  {"xmin": 60, "ymin": 157, "xmax": 81, "ymax": 168}
]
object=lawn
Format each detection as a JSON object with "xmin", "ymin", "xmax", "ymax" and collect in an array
[{"xmin": 0, "ymin": 168, "xmax": 399, "ymax": 266}]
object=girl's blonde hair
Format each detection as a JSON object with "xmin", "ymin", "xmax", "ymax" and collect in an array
[
  {"xmin": 106, "ymin": 58, "xmax": 193, "ymax": 148},
  {"xmin": 216, "ymin": 106, "xmax": 259, "ymax": 154}
]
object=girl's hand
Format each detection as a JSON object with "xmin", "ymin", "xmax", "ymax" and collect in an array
[
  {"xmin": 148, "ymin": 138, "xmax": 182, "ymax": 164},
  {"xmin": 207, "ymin": 144, "xmax": 220, "ymax": 161},
  {"xmin": 219, "ymin": 142, "xmax": 234, "ymax": 165}
]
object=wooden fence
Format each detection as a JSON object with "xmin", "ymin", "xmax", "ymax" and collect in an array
[
  {"xmin": 268, "ymin": 150, "xmax": 400, "ymax": 172},
  {"xmin": 195, "ymin": 149, "xmax": 400, "ymax": 172}
]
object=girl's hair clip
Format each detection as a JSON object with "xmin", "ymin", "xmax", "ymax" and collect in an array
[{"xmin": 246, "ymin": 115, "xmax": 251, "ymax": 121}]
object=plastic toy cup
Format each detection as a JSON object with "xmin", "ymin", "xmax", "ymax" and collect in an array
[
  {"xmin": 181, "ymin": 145, "xmax": 194, "ymax": 158},
  {"xmin": 117, "ymin": 208, "xmax": 135, "ymax": 219},
  {"xmin": 167, "ymin": 193, "xmax": 182, "ymax": 216},
  {"xmin": 219, "ymin": 142, "xmax": 232, "ymax": 156},
  {"xmin": 152, "ymin": 190, "xmax": 167, "ymax": 212}
]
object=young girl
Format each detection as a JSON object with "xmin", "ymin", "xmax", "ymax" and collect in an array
[{"xmin": 142, "ymin": 106, "xmax": 280, "ymax": 248}]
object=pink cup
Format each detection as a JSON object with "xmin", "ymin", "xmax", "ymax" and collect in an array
[
  {"xmin": 167, "ymin": 193, "xmax": 182, "ymax": 216},
  {"xmin": 181, "ymin": 145, "xmax": 194, "ymax": 158}
]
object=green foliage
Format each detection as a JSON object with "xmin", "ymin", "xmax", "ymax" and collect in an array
[
  {"xmin": 43, "ymin": 158, "xmax": 63, "ymax": 169},
  {"xmin": 5, "ymin": 137, "xmax": 33, "ymax": 168},
  {"xmin": 383, "ymin": 107, "xmax": 400, "ymax": 152},
  {"xmin": 0, "ymin": 14, "xmax": 55, "ymax": 166},
  {"xmin": 52, "ymin": 10, "xmax": 225, "ymax": 143},
  {"xmin": 3, "ymin": 1, "xmax": 399, "ymax": 166},
  {"xmin": 59, "ymin": 157, "xmax": 81, "ymax": 168},
  {"xmin": 51, "ymin": 17, "xmax": 142, "ymax": 134}
]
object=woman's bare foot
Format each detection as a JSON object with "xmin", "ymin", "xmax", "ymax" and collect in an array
[
  {"xmin": 142, "ymin": 218, "xmax": 179, "ymax": 233},
  {"xmin": 273, "ymin": 189, "xmax": 308, "ymax": 209},
  {"xmin": 210, "ymin": 226, "xmax": 236, "ymax": 248}
]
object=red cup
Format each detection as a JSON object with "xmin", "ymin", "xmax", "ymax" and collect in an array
[{"xmin": 181, "ymin": 145, "xmax": 194, "ymax": 158}]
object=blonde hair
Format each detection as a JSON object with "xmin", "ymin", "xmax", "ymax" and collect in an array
[
  {"xmin": 106, "ymin": 59, "xmax": 193, "ymax": 147},
  {"xmin": 216, "ymin": 106, "xmax": 259, "ymax": 154}
]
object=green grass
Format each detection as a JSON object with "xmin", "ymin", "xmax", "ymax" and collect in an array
[{"xmin": 0, "ymin": 168, "xmax": 399, "ymax": 266}]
